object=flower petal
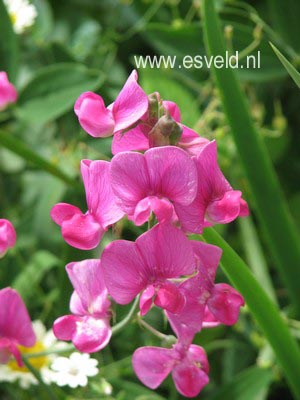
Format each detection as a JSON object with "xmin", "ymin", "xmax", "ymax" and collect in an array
[
  {"xmin": 112, "ymin": 127, "xmax": 149, "ymax": 155},
  {"xmin": 133, "ymin": 346, "xmax": 175, "ymax": 389},
  {"xmin": 113, "ymin": 70, "xmax": 149, "ymax": 132},
  {"xmin": 155, "ymin": 281, "xmax": 186, "ymax": 314},
  {"xmin": 74, "ymin": 92, "xmax": 115, "ymax": 137}
]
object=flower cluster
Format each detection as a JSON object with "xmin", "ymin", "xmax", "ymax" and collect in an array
[{"xmin": 51, "ymin": 70, "xmax": 248, "ymax": 397}]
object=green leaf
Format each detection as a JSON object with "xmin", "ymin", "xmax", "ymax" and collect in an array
[
  {"xmin": 13, "ymin": 250, "xmax": 60, "ymax": 301},
  {"xmin": 270, "ymin": 42, "xmax": 300, "ymax": 88},
  {"xmin": 201, "ymin": 228, "xmax": 300, "ymax": 399},
  {"xmin": 0, "ymin": 0, "xmax": 18, "ymax": 81},
  {"xmin": 202, "ymin": 0, "xmax": 300, "ymax": 317},
  {"xmin": 208, "ymin": 366, "xmax": 273, "ymax": 400},
  {"xmin": 17, "ymin": 63, "xmax": 104, "ymax": 124},
  {"xmin": 0, "ymin": 129, "xmax": 79, "ymax": 188}
]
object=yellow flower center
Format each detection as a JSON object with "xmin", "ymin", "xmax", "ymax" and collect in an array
[{"xmin": 8, "ymin": 341, "xmax": 48, "ymax": 372}]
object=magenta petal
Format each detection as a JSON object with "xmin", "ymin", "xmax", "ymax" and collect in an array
[
  {"xmin": 175, "ymin": 199, "xmax": 206, "ymax": 234},
  {"xmin": 191, "ymin": 241, "xmax": 222, "ymax": 280},
  {"xmin": 202, "ymin": 307, "xmax": 221, "ymax": 328},
  {"xmin": 133, "ymin": 198, "xmax": 153, "ymax": 226},
  {"xmin": 110, "ymin": 151, "xmax": 149, "ymax": 215},
  {"xmin": 172, "ymin": 363, "xmax": 209, "ymax": 398},
  {"xmin": 74, "ymin": 92, "xmax": 115, "ymax": 137},
  {"xmin": 112, "ymin": 126, "xmax": 149, "ymax": 155},
  {"xmin": 163, "ymin": 100, "xmax": 181, "ymax": 122},
  {"xmin": 136, "ymin": 224, "xmax": 196, "ymax": 279},
  {"xmin": 179, "ymin": 126, "xmax": 209, "ymax": 156},
  {"xmin": 133, "ymin": 346, "xmax": 175, "ymax": 389},
  {"xmin": 66, "ymin": 259, "xmax": 110, "ymax": 315},
  {"xmin": 0, "ymin": 288, "xmax": 36, "ymax": 348},
  {"xmin": 113, "ymin": 70, "xmax": 149, "ymax": 132},
  {"xmin": 72, "ymin": 316, "xmax": 112, "ymax": 353},
  {"xmin": 0, "ymin": 72, "xmax": 17, "ymax": 110},
  {"xmin": 140, "ymin": 285, "xmax": 155, "ymax": 316},
  {"xmin": 80, "ymin": 159, "xmax": 124, "ymax": 227},
  {"xmin": 239, "ymin": 198, "xmax": 250, "ymax": 217},
  {"xmin": 61, "ymin": 212, "xmax": 104, "ymax": 250},
  {"xmin": 133, "ymin": 197, "xmax": 174, "ymax": 226},
  {"xmin": 145, "ymin": 146, "xmax": 198, "ymax": 205},
  {"xmin": 206, "ymin": 190, "xmax": 242, "ymax": 224},
  {"xmin": 53, "ymin": 315, "xmax": 79, "ymax": 341},
  {"xmin": 50, "ymin": 203, "xmax": 82, "ymax": 226},
  {"xmin": 208, "ymin": 283, "xmax": 245, "ymax": 325},
  {"xmin": 101, "ymin": 240, "xmax": 147, "ymax": 304},
  {"xmin": 155, "ymin": 281, "xmax": 185, "ymax": 314},
  {"xmin": 0, "ymin": 219, "xmax": 16, "ymax": 256}
]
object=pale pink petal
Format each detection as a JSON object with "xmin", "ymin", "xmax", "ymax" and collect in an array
[
  {"xmin": 113, "ymin": 70, "xmax": 149, "ymax": 132},
  {"xmin": 206, "ymin": 190, "xmax": 242, "ymax": 224},
  {"xmin": 140, "ymin": 285, "xmax": 155, "ymax": 316},
  {"xmin": 72, "ymin": 316, "xmax": 112, "ymax": 353},
  {"xmin": 80, "ymin": 160, "xmax": 124, "ymax": 227},
  {"xmin": 69, "ymin": 291, "xmax": 86, "ymax": 316},
  {"xmin": 0, "ymin": 219, "xmax": 16, "ymax": 256},
  {"xmin": 163, "ymin": 100, "xmax": 181, "ymax": 121},
  {"xmin": 145, "ymin": 146, "xmax": 198, "ymax": 205},
  {"xmin": 112, "ymin": 126, "xmax": 149, "ymax": 155},
  {"xmin": 136, "ymin": 224, "xmax": 196, "ymax": 279},
  {"xmin": 101, "ymin": 240, "xmax": 147, "ymax": 304},
  {"xmin": 172, "ymin": 362, "xmax": 209, "ymax": 398},
  {"xmin": 133, "ymin": 346, "xmax": 175, "ymax": 389},
  {"xmin": 61, "ymin": 212, "xmax": 104, "ymax": 250},
  {"xmin": 74, "ymin": 92, "xmax": 115, "ymax": 137},
  {"xmin": 66, "ymin": 259, "xmax": 110, "ymax": 316},
  {"xmin": 110, "ymin": 151, "xmax": 149, "ymax": 215},
  {"xmin": 53, "ymin": 315, "xmax": 79, "ymax": 341},
  {"xmin": 155, "ymin": 281, "xmax": 185, "ymax": 314},
  {"xmin": 50, "ymin": 203, "xmax": 82, "ymax": 226},
  {"xmin": 208, "ymin": 283, "xmax": 245, "ymax": 325},
  {"xmin": 0, "ymin": 288, "xmax": 35, "ymax": 348}
]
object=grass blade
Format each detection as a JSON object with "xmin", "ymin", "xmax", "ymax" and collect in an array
[{"xmin": 270, "ymin": 42, "xmax": 300, "ymax": 88}]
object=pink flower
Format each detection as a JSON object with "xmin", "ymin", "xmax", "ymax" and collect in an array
[
  {"xmin": 0, "ymin": 72, "xmax": 17, "ymax": 111},
  {"xmin": 133, "ymin": 341, "xmax": 209, "ymax": 398},
  {"xmin": 0, "ymin": 219, "xmax": 16, "ymax": 258},
  {"xmin": 74, "ymin": 70, "xmax": 148, "ymax": 138},
  {"xmin": 53, "ymin": 259, "xmax": 112, "ymax": 353},
  {"xmin": 166, "ymin": 241, "xmax": 244, "ymax": 341},
  {"xmin": 110, "ymin": 146, "xmax": 198, "ymax": 225},
  {"xmin": 51, "ymin": 160, "xmax": 124, "ymax": 250},
  {"xmin": 112, "ymin": 99, "xmax": 208, "ymax": 156},
  {"xmin": 175, "ymin": 140, "xmax": 249, "ymax": 233},
  {"xmin": 101, "ymin": 224, "xmax": 196, "ymax": 315},
  {"xmin": 0, "ymin": 288, "xmax": 36, "ymax": 367}
]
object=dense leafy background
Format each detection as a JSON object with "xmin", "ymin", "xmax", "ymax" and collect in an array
[{"xmin": 1, "ymin": 0, "xmax": 300, "ymax": 399}]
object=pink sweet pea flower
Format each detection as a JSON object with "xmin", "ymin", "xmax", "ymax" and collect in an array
[
  {"xmin": 101, "ymin": 224, "xmax": 196, "ymax": 316},
  {"xmin": 51, "ymin": 160, "xmax": 124, "ymax": 250},
  {"xmin": 0, "ymin": 72, "xmax": 17, "ymax": 111},
  {"xmin": 110, "ymin": 146, "xmax": 198, "ymax": 225},
  {"xmin": 112, "ymin": 99, "xmax": 208, "ymax": 156},
  {"xmin": 0, "ymin": 219, "xmax": 16, "ymax": 258},
  {"xmin": 166, "ymin": 241, "xmax": 244, "ymax": 342},
  {"xmin": 53, "ymin": 259, "xmax": 112, "ymax": 353},
  {"xmin": 0, "ymin": 288, "xmax": 36, "ymax": 367},
  {"xmin": 74, "ymin": 70, "xmax": 148, "ymax": 138},
  {"xmin": 175, "ymin": 140, "xmax": 249, "ymax": 233},
  {"xmin": 133, "ymin": 341, "xmax": 209, "ymax": 398}
]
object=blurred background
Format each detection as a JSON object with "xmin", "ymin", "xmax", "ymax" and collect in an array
[{"xmin": 1, "ymin": 0, "xmax": 300, "ymax": 399}]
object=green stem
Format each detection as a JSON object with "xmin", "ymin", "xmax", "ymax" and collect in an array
[
  {"xmin": 202, "ymin": 0, "xmax": 300, "ymax": 316},
  {"xmin": 111, "ymin": 296, "xmax": 140, "ymax": 336},
  {"xmin": 200, "ymin": 227, "xmax": 300, "ymax": 398},
  {"xmin": 21, "ymin": 356, "xmax": 57, "ymax": 400},
  {"xmin": 0, "ymin": 130, "xmax": 79, "ymax": 189},
  {"xmin": 138, "ymin": 316, "xmax": 176, "ymax": 343},
  {"xmin": 238, "ymin": 217, "xmax": 278, "ymax": 305}
]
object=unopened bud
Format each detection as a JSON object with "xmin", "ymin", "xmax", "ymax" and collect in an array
[
  {"xmin": 224, "ymin": 25, "xmax": 233, "ymax": 41},
  {"xmin": 148, "ymin": 92, "xmax": 163, "ymax": 120},
  {"xmin": 148, "ymin": 113, "xmax": 183, "ymax": 147}
]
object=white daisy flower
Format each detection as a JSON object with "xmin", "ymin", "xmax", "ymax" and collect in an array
[
  {"xmin": 4, "ymin": 0, "xmax": 37, "ymax": 34},
  {"xmin": 49, "ymin": 352, "xmax": 99, "ymax": 388}
]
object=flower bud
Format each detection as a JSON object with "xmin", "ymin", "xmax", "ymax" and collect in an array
[
  {"xmin": 0, "ymin": 72, "xmax": 17, "ymax": 111},
  {"xmin": 148, "ymin": 113, "xmax": 183, "ymax": 147},
  {"xmin": 0, "ymin": 219, "xmax": 16, "ymax": 258}
]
